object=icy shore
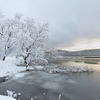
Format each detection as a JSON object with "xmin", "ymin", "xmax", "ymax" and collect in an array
[
  {"xmin": 46, "ymin": 65, "xmax": 94, "ymax": 74},
  {"xmin": 0, "ymin": 95, "xmax": 16, "ymax": 100},
  {"xmin": 0, "ymin": 57, "xmax": 94, "ymax": 78}
]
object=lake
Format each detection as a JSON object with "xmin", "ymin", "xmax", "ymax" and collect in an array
[
  {"xmin": 0, "ymin": 58, "xmax": 100, "ymax": 100},
  {"xmin": 48, "ymin": 57, "xmax": 100, "ymax": 72}
]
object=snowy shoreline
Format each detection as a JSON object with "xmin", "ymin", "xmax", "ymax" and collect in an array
[
  {"xmin": 0, "ymin": 95, "xmax": 16, "ymax": 100},
  {"xmin": 0, "ymin": 57, "xmax": 94, "ymax": 78}
]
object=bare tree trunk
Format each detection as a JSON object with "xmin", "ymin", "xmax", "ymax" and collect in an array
[
  {"xmin": 2, "ymin": 56, "xmax": 6, "ymax": 61},
  {"xmin": 24, "ymin": 57, "xmax": 28, "ymax": 68},
  {"xmin": 26, "ymin": 64, "xmax": 28, "ymax": 68}
]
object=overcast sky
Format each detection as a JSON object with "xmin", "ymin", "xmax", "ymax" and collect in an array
[{"xmin": 0, "ymin": 0, "xmax": 100, "ymax": 51}]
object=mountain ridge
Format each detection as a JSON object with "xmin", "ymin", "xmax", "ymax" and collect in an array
[{"xmin": 58, "ymin": 49, "xmax": 100, "ymax": 57}]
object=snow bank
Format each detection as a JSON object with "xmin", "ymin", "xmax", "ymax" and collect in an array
[
  {"xmin": 0, "ymin": 56, "xmax": 94, "ymax": 78},
  {"xmin": 5, "ymin": 57, "xmax": 17, "ymax": 64},
  {"xmin": 0, "ymin": 60, "xmax": 26, "ymax": 77},
  {"xmin": 0, "ymin": 57, "xmax": 44, "ymax": 77},
  {"xmin": 34, "ymin": 66, "xmax": 44, "ymax": 70},
  {"xmin": 0, "ymin": 60, "xmax": 17, "ymax": 77},
  {"xmin": 0, "ymin": 95, "xmax": 16, "ymax": 100},
  {"xmin": 0, "ymin": 57, "xmax": 26, "ymax": 77},
  {"xmin": 15, "ymin": 57, "xmax": 24, "ymax": 65}
]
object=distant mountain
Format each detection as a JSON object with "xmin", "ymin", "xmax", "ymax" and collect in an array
[{"xmin": 58, "ymin": 49, "xmax": 100, "ymax": 57}]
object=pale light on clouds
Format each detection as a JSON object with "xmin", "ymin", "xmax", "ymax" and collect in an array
[
  {"xmin": 60, "ymin": 38, "xmax": 100, "ymax": 51},
  {"xmin": 0, "ymin": 0, "xmax": 100, "ymax": 51}
]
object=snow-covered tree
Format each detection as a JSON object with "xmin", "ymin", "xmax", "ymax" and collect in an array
[
  {"xmin": 44, "ymin": 45, "xmax": 57, "ymax": 59},
  {"xmin": 0, "ymin": 11, "xmax": 56, "ymax": 67},
  {"xmin": 0, "ymin": 18, "xmax": 17, "ymax": 60},
  {"xmin": 14, "ymin": 17, "xmax": 49, "ymax": 68},
  {"xmin": 0, "ymin": 12, "xmax": 23, "ymax": 60}
]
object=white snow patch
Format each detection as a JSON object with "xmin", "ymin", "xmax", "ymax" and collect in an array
[
  {"xmin": 15, "ymin": 57, "xmax": 24, "ymax": 65},
  {"xmin": 17, "ymin": 93, "xmax": 21, "ymax": 95},
  {"xmin": 0, "ymin": 95, "xmax": 16, "ymax": 100},
  {"xmin": 0, "ymin": 60, "xmax": 18, "ymax": 77},
  {"xmin": 0, "ymin": 57, "xmax": 36, "ymax": 77},
  {"xmin": 0, "ymin": 61, "xmax": 26, "ymax": 77},
  {"xmin": 5, "ymin": 57, "xmax": 17, "ymax": 64},
  {"xmin": 34, "ymin": 66, "xmax": 44, "ymax": 70},
  {"xmin": 26, "ymin": 66, "xmax": 35, "ymax": 70},
  {"xmin": 0, "ymin": 57, "xmax": 26, "ymax": 77}
]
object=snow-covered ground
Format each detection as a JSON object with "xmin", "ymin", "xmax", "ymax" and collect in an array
[
  {"xmin": 0, "ymin": 95, "xmax": 16, "ymax": 100},
  {"xmin": 0, "ymin": 57, "xmax": 94, "ymax": 78},
  {"xmin": 0, "ymin": 57, "xmax": 44, "ymax": 77},
  {"xmin": 0, "ymin": 57, "xmax": 25, "ymax": 77}
]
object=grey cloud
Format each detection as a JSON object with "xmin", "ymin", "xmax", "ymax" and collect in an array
[{"xmin": 0, "ymin": 0, "xmax": 100, "ymax": 50}]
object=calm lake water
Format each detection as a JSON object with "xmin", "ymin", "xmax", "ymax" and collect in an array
[
  {"xmin": 48, "ymin": 58, "xmax": 100, "ymax": 72},
  {"xmin": 0, "ymin": 58, "xmax": 100, "ymax": 100}
]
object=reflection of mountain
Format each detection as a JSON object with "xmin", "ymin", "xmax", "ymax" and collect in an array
[
  {"xmin": 84, "ymin": 61, "xmax": 98, "ymax": 64},
  {"xmin": 58, "ymin": 49, "xmax": 100, "ymax": 57}
]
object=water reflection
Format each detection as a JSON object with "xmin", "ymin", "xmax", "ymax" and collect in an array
[{"xmin": 48, "ymin": 58, "xmax": 100, "ymax": 72}]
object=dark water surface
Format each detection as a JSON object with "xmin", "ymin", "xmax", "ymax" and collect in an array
[{"xmin": 0, "ymin": 58, "xmax": 100, "ymax": 100}]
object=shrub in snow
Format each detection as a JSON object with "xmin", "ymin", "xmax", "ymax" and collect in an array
[
  {"xmin": 6, "ymin": 90, "xmax": 13, "ymax": 97},
  {"xmin": 6, "ymin": 90, "xmax": 21, "ymax": 99},
  {"xmin": 58, "ymin": 94, "xmax": 61, "ymax": 99},
  {"xmin": 45, "ymin": 65, "xmax": 94, "ymax": 74}
]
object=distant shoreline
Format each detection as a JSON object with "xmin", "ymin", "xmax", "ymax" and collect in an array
[{"xmin": 84, "ymin": 57, "xmax": 100, "ymax": 58}]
